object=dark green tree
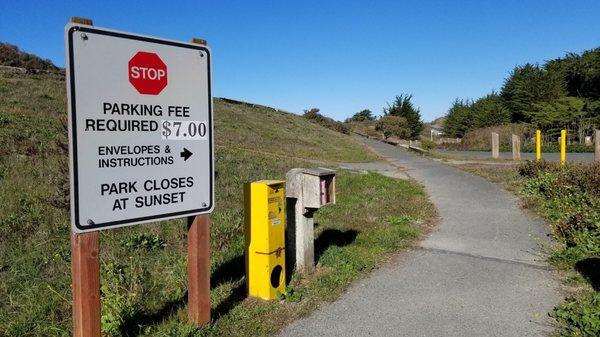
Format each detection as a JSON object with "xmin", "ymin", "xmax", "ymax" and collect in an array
[
  {"xmin": 383, "ymin": 94, "xmax": 424, "ymax": 139},
  {"xmin": 501, "ymin": 63, "xmax": 566, "ymax": 122},
  {"xmin": 471, "ymin": 92, "xmax": 511, "ymax": 128},
  {"xmin": 528, "ymin": 97, "xmax": 598, "ymax": 142},
  {"xmin": 443, "ymin": 99, "xmax": 474, "ymax": 138},
  {"xmin": 444, "ymin": 46, "xmax": 600, "ymax": 139},
  {"xmin": 546, "ymin": 48, "xmax": 600, "ymax": 99},
  {"xmin": 345, "ymin": 109, "xmax": 375, "ymax": 122}
]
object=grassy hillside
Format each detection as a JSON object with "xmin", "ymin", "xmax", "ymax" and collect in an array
[
  {"xmin": 215, "ymin": 99, "xmax": 375, "ymax": 162},
  {"xmin": 0, "ymin": 69, "xmax": 432, "ymax": 336}
]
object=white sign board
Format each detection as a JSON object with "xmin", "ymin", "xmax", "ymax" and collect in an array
[{"xmin": 65, "ymin": 24, "xmax": 214, "ymax": 233}]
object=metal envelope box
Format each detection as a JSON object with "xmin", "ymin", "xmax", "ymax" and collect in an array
[{"xmin": 244, "ymin": 180, "xmax": 286, "ymax": 300}]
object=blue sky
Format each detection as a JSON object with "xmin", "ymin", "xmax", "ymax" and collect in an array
[{"xmin": 2, "ymin": 1, "xmax": 600, "ymax": 122}]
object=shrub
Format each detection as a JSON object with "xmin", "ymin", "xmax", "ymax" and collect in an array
[
  {"xmin": 519, "ymin": 160, "xmax": 600, "ymax": 249},
  {"xmin": 303, "ymin": 108, "xmax": 349, "ymax": 134},
  {"xmin": 518, "ymin": 160, "xmax": 560, "ymax": 178},
  {"xmin": 520, "ymin": 162, "xmax": 600, "ymax": 243},
  {"xmin": 561, "ymin": 162, "xmax": 600, "ymax": 195},
  {"xmin": 520, "ymin": 161, "xmax": 600, "ymax": 195},
  {"xmin": 345, "ymin": 109, "xmax": 375, "ymax": 122},
  {"xmin": 375, "ymin": 115, "xmax": 410, "ymax": 139},
  {"xmin": 420, "ymin": 139, "xmax": 436, "ymax": 151}
]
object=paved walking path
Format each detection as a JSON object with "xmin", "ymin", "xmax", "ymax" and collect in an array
[{"xmin": 280, "ymin": 138, "xmax": 562, "ymax": 337}]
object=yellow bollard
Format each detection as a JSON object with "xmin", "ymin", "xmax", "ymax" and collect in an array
[
  {"xmin": 536, "ymin": 130, "xmax": 542, "ymax": 161},
  {"xmin": 560, "ymin": 129, "xmax": 566, "ymax": 165},
  {"xmin": 244, "ymin": 180, "xmax": 286, "ymax": 300}
]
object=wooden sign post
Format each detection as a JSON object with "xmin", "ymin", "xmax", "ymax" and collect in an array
[
  {"xmin": 68, "ymin": 17, "xmax": 102, "ymax": 337},
  {"xmin": 187, "ymin": 34, "xmax": 212, "ymax": 327},
  {"xmin": 71, "ymin": 230, "xmax": 101, "ymax": 337},
  {"xmin": 187, "ymin": 214, "xmax": 211, "ymax": 324}
]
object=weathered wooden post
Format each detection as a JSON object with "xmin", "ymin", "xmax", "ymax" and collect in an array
[
  {"xmin": 286, "ymin": 169, "xmax": 314, "ymax": 275},
  {"xmin": 68, "ymin": 17, "xmax": 102, "ymax": 337},
  {"xmin": 187, "ymin": 214, "xmax": 211, "ymax": 324},
  {"xmin": 595, "ymin": 130, "xmax": 600, "ymax": 163},
  {"xmin": 71, "ymin": 230, "xmax": 101, "ymax": 337},
  {"xmin": 185, "ymin": 37, "xmax": 212, "ymax": 326},
  {"xmin": 491, "ymin": 132, "xmax": 499, "ymax": 159},
  {"xmin": 512, "ymin": 134, "xmax": 521, "ymax": 160},
  {"xmin": 286, "ymin": 168, "xmax": 336, "ymax": 274}
]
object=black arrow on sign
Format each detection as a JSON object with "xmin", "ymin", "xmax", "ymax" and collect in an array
[{"xmin": 180, "ymin": 148, "xmax": 193, "ymax": 161}]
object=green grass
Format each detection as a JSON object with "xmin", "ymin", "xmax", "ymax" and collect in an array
[
  {"xmin": 215, "ymin": 100, "xmax": 378, "ymax": 163},
  {"xmin": 0, "ymin": 70, "xmax": 433, "ymax": 336}
]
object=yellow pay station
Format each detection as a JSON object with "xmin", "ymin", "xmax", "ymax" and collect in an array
[{"xmin": 244, "ymin": 180, "xmax": 286, "ymax": 300}]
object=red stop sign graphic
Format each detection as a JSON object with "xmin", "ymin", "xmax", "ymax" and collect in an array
[{"xmin": 128, "ymin": 51, "xmax": 168, "ymax": 95}]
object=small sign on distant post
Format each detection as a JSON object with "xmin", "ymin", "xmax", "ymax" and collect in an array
[{"xmin": 65, "ymin": 23, "xmax": 214, "ymax": 232}]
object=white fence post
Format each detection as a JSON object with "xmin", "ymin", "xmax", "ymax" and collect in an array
[
  {"xmin": 512, "ymin": 134, "xmax": 521, "ymax": 160},
  {"xmin": 491, "ymin": 132, "xmax": 499, "ymax": 159}
]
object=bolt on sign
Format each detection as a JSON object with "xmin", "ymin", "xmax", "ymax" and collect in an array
[{"xmin": 65, "ymin": 23, "xmax": 214, "ymax": 233}]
